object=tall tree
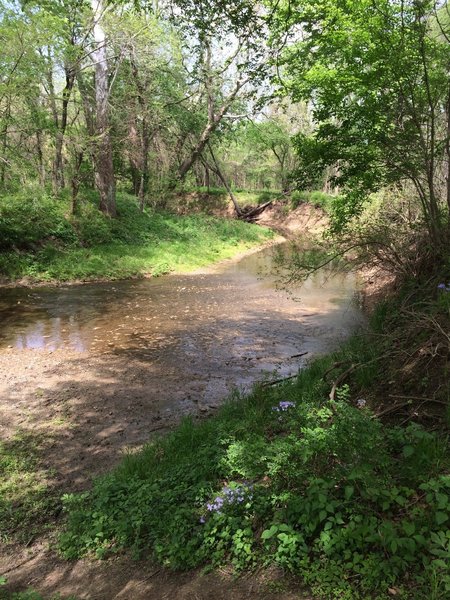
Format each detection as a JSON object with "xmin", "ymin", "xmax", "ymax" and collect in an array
[
  {"xmin": 88, "ymin": 0, "xmax": 116, "ymax": 216},
  {"xmin": 270, "ymin": 0, "xmax": 450, "ymax": 244}
]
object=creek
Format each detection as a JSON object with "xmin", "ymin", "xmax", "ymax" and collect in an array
[{"xmin": 0, "ymin": 244, "xmax": 363, "ymax": 400}]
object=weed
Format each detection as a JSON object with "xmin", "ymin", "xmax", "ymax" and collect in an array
[{"xmin": 0, "ymin": 430, "xmax": 60, "ymax": 544}]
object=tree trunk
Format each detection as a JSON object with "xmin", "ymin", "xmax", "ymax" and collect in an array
[
  {"xmin": 0, "ymin": 97, "xmax": 10, "ymax": 187},
  {"xmin": 445, "ymin": 87, "xmax": 450, "ymax": 220},
  {"xmin": 71, "ymin": 151, "xmax": 83, "ymax": 215},
  {"xmin": 204, "ymin": 164, "xmax": 210, "ymax": 191},
  {"xmin": 129, "ymin": 57, "xmax": 151, "ymax": 212},
  {"xmin": 90, "ymin": 0, "xmax": 116, "ymax": 217},
  {"xmin": 139, "ymin": 131, "xmax": 150, "ymax": 212},
  {"xmin": 53, "ymin": 65, "xmax": 76, "ymax": 192},
  {"xmin": 36, "ymin": 130, "xmax": 46, "ymax": 187},
  {"xmin": 205, "ymin": 144, "xmax": 243, "ymax": 216}
]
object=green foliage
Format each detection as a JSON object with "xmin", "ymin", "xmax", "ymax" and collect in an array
[
  {"xmin": 0, "ymin": 589, "xmax": 77, "ymax": 600},
  {"xmin": 0, "ymin": 430, "xmax": 60, "ymax": 545},
  {"xmin": 0, "ymin": 191, "xmax": 272, "ymax": 282},
  {"xmin": 0, "ymin": 188, "xmax": 77, "ymax": 251},
  {"xmin": 273, "ymin": 0, "xmax": 450, "ymax": 239},
  {"xmin": 59, "ymin": 330, "xmax": 450, "ymax": 598},
  {"xmin": 290, "ymin": 190, "xmax": 337, "ymax": 213}
]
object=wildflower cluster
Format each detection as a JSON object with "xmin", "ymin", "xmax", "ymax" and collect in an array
[
  {"xmin": 272, "ymin": 400, "xmax": 296, "ymax": 412},
  {"xmin": 437, "ymin": 282, "xmax": 450, "ymax": 292},
  {"xmin": 200, "ymin": 482, "xmax": 253, "ymax": 523}
]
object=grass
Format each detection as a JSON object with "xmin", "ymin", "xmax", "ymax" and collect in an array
[
  {"xmin": 291, "ymin": 190, "xmax": 338, "ymax": 213},
  {"xmin": 0, "ymin": 587, "xmax": 77, "ymax": 600},
  {"xmin": 58, "ymin": 299, "xmax": 450, "ymax": 599},
  {"xmin": 0, "ymin": 187, "xmax": 273, "ymax": 283},
  {"xmin": 0, "ymin": 430, "xmax": 60, "ymax": 546}
]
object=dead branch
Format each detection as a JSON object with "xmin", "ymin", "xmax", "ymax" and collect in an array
[
  {"xmin": 329, "ymin": 363, "xmax": 359, "ymax": 401},
  {"xmin": 262, "ymin": 373, "xmax": 298, "ymax": 387}
]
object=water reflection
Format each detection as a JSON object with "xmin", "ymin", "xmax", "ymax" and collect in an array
[{"xmin": 0, "ymin": 244, "xmax": 363, "ymax": 356}]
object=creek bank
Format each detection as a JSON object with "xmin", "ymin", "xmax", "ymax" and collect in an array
[
  {"xmin": 1, "ymin": 224, "xmax": 361, "ymax": 599},
  {"xmin": 0, "ymin": 192, "xmax": 273, "ymax": 287}
]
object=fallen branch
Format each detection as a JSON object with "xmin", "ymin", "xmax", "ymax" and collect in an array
[
  {"xmin": 389, "ymin": 394, "xmax": 447, "ymax": 405},
  {"xmin": 329, "ymin": 363, "xmax": 359, "ymax": 401},
  {"xmin": 322, "ymin": 361, "xmax": 347, "ymax": 381},
  {"xmin": 372, "ymin": 401, "xmax": 412, "ymax": 419},
  {"xmin": 290, "ymin": 351, "xmax": 308, "ymax": 359},
  {"xmin": 262, "ymin": 373, "xmax": 298, "ymax": 387}
]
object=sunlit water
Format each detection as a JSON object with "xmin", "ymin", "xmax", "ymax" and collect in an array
[{"xmin": 0, "ymin": 245, "xmax": 364, "ymax": 388}]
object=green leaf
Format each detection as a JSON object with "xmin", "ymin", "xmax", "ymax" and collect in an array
[
  {"xmin": 436, "ymin": 493, "xmax": 449, "ymax": 509},
  {"xmin": 403, "ymin": 522, "xmax": 415, "ymax": 536},
  {"xmin": 402, "ymin": 445, "xmax": 414, "ymax": 458},
  {"xmin": 344, "ymin": 485, "xmax": 354, "ymax": 500},
  {"xmin": 435, "ymin": 512, "xmax": 449, "ymax": 525},
  {"xmin": 261, "ymin": 525, "xmax": 278, "ymax": 540}
]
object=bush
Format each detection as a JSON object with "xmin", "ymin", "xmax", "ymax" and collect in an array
[{"xmin": 0, "ymin": 190, "xmax": 77, "ymax": 250}]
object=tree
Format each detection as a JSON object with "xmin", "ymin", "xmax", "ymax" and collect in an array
[
  {"xmin": 169, "ymin": 0, "xmax": 269, "ymax": 183},
  {"xmin": 88, "ymin": 0, "xmax": 116, "ymax": 216},
  {"xmin": 270, "ymin": 0, "xmax": 450, "ymax": 245}
]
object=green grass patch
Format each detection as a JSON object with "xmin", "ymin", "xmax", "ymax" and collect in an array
[
  {"xmin": 291, "ymin": 190, "xmax": 338, "ymax": 213},
  {"xmin": 0, "ymin": 430, "xmax": 60, "ymax": 545},
  {"xmin": 0, "ymin": 587, "xmax": 76, "ymax": 600},
  {"xmin": 0, "ymin": 188, "xmax": 273, "ymax": 283},
  {"xmin": 59, "ymin": 319, "xmax": 450, "ymax": 599}
]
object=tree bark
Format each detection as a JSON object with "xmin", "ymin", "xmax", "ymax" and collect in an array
[
  {"xmin": 71, "ymin": 151, "xmax": 83, "ymax": 215},
  {"xmin": 129, "ymin": 56, "xmax": 151, "ymax": 211},
  {"xmin": 90, "ymin": 0, "xmax": 116, "ymax": 217},
  {"xmin": 204, "ymin": 144, "xmax": 243, "ymax": 216},
  {"xmin": 0, "ymin": 96, "xmax": 11, "ymax": 186}
]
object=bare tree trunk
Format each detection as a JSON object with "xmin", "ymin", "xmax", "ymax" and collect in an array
[
  {"xmin": 0, "ymin": 97, "xmax": 10, "ymax": 186},
  {"xmin": 71, "ymin": 151, "xmax": 83, "ymax": 215},
  {"xmin": 90, "ymin": 0, "xmax": 116, "ymax": 217}
]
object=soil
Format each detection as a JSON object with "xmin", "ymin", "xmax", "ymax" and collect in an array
[{"xmin": 0, "ymin": 204, "xmax": 338, "ymax": 600}]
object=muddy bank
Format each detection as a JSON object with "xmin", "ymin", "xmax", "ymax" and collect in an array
[{"xmin": 0, "ymin": 219, "xmax": 359, "ymax": 600}]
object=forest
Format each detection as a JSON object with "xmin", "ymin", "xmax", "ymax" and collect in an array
[{"xmin": 1, "ymin": 1, "xmax": 450, "ymax": 599}]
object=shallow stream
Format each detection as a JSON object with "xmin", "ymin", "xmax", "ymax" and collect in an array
[{"xmin": 0, "ymin": 244, "xmax": 363, "ymax": 397}]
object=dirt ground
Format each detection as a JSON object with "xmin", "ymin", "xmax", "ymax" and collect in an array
[{"xmin": 0, "ymin": 204, "xmax": 332, "ymax": 599}]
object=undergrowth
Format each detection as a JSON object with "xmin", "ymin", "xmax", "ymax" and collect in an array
[
  {"xmin": 291, "ymin": 190, "xmax": 337, "ymax": 213},
  {"xmin": 0, "ymin": 430, "xmax": 60, "ymax": 545},
  {"xmin": 0, "ymin": 187, "xmax": 272, "ymax": 282},
  {"xmin": 59, "ymin": 302, "xmax": 450, "ymax": 599}
]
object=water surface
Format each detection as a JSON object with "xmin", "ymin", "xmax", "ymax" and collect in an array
[{"xmin": 0, "ymin": 245, "xmax": 363, "ymax": 393}]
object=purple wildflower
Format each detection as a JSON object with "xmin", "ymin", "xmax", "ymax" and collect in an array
[
  {"xmin": 437, "ymin": 283, "xmax": 450, "ymax": 292},
  {"xmin": 272, "ymin": 400, "xmax": 296, "ymax": 412}
]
